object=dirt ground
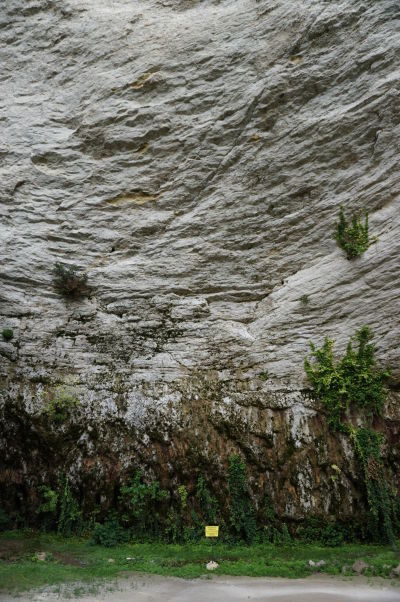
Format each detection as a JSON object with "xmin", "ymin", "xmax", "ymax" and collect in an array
[{"xmin": 2, "ymin": 574, "xmax": 400, "ymax": 602}]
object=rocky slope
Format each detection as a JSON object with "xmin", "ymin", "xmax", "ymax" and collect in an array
[{"xmin": 1, "ymin": 0, "xmax": 400, "ymax": 521}]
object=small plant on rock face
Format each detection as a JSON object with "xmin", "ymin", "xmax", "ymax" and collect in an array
[
  {"xmin": 2, "ymin": 328, "xmax": 13, "ymax": 341},
  {"xmin": 53, "ymin": 262, "xmax": 88, "ymax": 298},
  {"xmin": 304, "ymin": 326, "xmax": 389, "ymax": 432},
  {"xmin": 42, "ymin": 386, "xmax": 80, "ymax": 423},
  {"xmin": 335, "ymin": 206, "xmax": 370, "ymax": 259},
  {"xmin": 299, "ymin": 294, "xmax": 309, "ymax": 306}
]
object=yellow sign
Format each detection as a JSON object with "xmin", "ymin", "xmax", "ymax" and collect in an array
[{"xmin": 205, "ymin": 526, "xmax": 219, "ymax": 537}]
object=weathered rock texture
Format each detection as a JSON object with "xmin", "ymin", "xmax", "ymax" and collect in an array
[{"xmin": 1, "ymin": 0, "xmax": 400, "ymax": 521}]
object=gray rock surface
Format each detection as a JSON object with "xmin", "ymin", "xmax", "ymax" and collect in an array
[{"xmin": 1, "ymin": 0, "xmax": 400, "ymax": 517}]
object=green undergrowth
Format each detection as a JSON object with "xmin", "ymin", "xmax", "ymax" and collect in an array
[{"xmin": 0, "ymin": 531, "xmax": 399, "ymax": 593}]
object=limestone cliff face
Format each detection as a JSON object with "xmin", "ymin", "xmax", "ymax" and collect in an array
[{"xmin": 1, "ymin": 0, "xmax": 400, "ymax": 520}]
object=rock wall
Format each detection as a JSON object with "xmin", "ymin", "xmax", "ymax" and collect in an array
[{"xmin": 1, "ymin": 0, "xmax": 400, "ymax": 521}]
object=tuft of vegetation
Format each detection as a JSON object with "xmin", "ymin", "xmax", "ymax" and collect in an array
[
  {"xmin": 299, "ymin": 294, "xmax": 309, "ymax": 306},
  {"xmin": 228, "ymin": 454, "xmax": 257, "ymax": 544},
  {"xmin": 120, "ymin": 470, "xmax": 168, "ymax": 540},
  {"xmin": 42, "ymin": 386, "xmax": 80, "ymax": 423},
  {"xmin": 53, "ymin": 262, "xmax": 89, "ymax": 298},
  {"xmin": 334, "ymin": 206, "xmax": 370, "ymax": 259},
  {"xmin": 304, "ymin": 326, "xmax": 390, "ymax": 432},
  {"xmin": 91, "ymin": 512, "xmax": 129, "ymax": 547},
  {"xmin": 2, "ymin": 328, "xmax": 13, "ymax": 341}
]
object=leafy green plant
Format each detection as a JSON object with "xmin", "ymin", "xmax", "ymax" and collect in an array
[
  {"xmin": 38, "ymin": 486, "xmax": 58, "ymax": 515},
  {"xmin": 57, "ymin": 477, "xmax": 83, "ymax": 537},
  {"xmin": 350, "ymin": 427, "xmax": 395, "ymax": 545},
  {"xmin": 91, "ymin": 512, "xmax": 129, "ymax": 547},
  {"xmin": 120, "ymin": 470, "xmax": 167, "ymax": 539},
  {"xmin": 178, "ymin": 485, "xmax": 188, "ymax": 511},
  {"xmin": 299, "ymin": 294, "xmax": 309, "ymax": 305},
  {"xmin": 335, "ymin": 206, "xmax": 370, "ymax": 259},
  {"xmin": 321, "ymin": 523, "xmax": 344, "ymax": 547},
  {"xmin": 37, "ymin": 486, "xmax": 58, "ymax": 530},
  {"xmin": 42, "ymin": 386, "xmax": 80, "ymax": 423},
  {"xmin": 2, "ymin": 328, "xmax": 13, "ymax": 341},
  {"xmin": 53, "ymin": 262, "xmax": 89, "ymax": 298},
  {"xmin": 227, "ymin": 454, "xmax": 256, "ymax": 544},
  {"xmin": 304, "ymin": 326, "xmax": 389, "ymax": 431}
]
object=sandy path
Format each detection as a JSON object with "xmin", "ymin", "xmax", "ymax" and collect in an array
[{"xmin": 2, "ymin": 574, "xmax": 400, "ymax": 602}]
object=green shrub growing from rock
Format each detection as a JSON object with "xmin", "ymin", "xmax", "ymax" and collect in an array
[
  {"xmin": 53, "ymin": 262, "xmax": 89, "ymax": 298},
  {"xmin": 334, "ymin": 206, "xmax": 370, "ymax": 259},
  {"xmin": 42, "ymin": 386, "xmax": 80, "ymax": 423},
  {"xmin": 2, "ymin": 328, "xmax": 13, "ymax": 341},
  {"xmin": 304, "ymin": 326, "xmax": 389, "ymax": 432}
]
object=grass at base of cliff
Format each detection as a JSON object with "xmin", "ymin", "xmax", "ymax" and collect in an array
[{"xmin": 0, "ymin": 531, "xmax": 399, "ymax": 593}]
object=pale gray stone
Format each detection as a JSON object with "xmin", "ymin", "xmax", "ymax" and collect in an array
[{"xmin": 1, "ymin": 0, "xmax": 400, "ymax": 518}]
